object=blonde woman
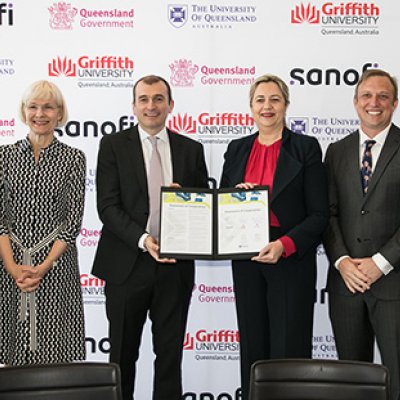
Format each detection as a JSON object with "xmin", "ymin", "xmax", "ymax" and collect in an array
[{"xmin": 0, "ymin": 80, "xmax": 86, "ymax": 365}]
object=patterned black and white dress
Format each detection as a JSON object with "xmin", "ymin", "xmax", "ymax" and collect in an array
[{"xmin": 0, "ymin": 137, "xmax": 86, "ymax": 365}]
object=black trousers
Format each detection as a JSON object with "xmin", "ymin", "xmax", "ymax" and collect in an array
[
  {"xmin": 330, "ymin": 291, "xmax": 400, "ymax": 400},
  {"xmin": 105, "ymin": 252, "xmax": 194, "ymax": 400},
  {"xmin": 233, "ymin": 254, "xmax": 315, "ymax": 400}
]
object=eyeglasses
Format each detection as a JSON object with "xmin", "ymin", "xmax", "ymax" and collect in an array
[{"xmin": 25, "ymin": 103, "xmax": 59, "ymax": 113}]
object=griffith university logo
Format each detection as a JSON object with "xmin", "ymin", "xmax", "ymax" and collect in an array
[
  {"xmin": 291, "ymin": 3, "xmax": 320, "ymax": 23},
  {"xmin": 183, "ymin": 329, "xmax": 240, "ymax": 358},
  {"xmin": 169, "ymin": 114, "xmax": 197, "ymax": 134},
  {"xmin": 290, "ymin": 2, "xmax": 380, "ymax": 35},
  {"xmin": 169, "ymin": 59, "xmax": 199, "ymax": 87},
  {"xmin": 48, "ymin": 55, "xmax": 134, "ymax": 81},
  {"xmin": 48, "ymin": 2, "xmax": 78, "ymax": 30},
  {"xmin": 168, "ymin": 5, "xmax": 188, "ymax": 28},
  {"xmin": 49, "ymin": 56, "xmax": 77, "ymax": 76}
]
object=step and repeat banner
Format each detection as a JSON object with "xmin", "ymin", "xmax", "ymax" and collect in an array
[{"xmin": 1, "ymin": 1, "xmax": 399, "ymax": 398}]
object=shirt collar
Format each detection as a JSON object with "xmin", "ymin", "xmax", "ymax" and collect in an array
[
  {"xmin": 138, "ymin": 125, "xmax": 169, "ymax": 144},
  {"xmin": 359, "ymin": 123, "xmax": 391, "ymax": 148},
  {"xmin": 19, "ymin": 135, "xmax": 59, "ymax": 152}
]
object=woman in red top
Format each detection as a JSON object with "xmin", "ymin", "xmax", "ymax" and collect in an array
[{"xmin": 220, "ymin": 74, "xmax": 329, "ymax": 400}]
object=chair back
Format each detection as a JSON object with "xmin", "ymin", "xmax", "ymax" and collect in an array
[
  {"xmin": 249, "ymin": 359, "xmax": 389, "ymax": 400},
  {"xmin": 0, "ymin": 362, "xmax": 122, "ymax": 400}
]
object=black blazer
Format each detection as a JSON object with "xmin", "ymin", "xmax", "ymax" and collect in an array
[
  {"xmin": 324, "ymin": 124, "xmax": 400, "ymax": 299},
  {"xmin": 92, "ymin": 126, "xmax": 209, "ymax": 284},
  {"xmin": 220, "ymin": 128, "xmax": 328, "ymax": 259}
]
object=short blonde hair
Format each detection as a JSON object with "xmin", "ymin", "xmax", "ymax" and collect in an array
[
  {"xmin": 19, "ymin": 80, "xmax": 68, "ymax": 126},
  {"xmin": 249, "ymin": 74, "xmax": 290, "ymax": 107}
]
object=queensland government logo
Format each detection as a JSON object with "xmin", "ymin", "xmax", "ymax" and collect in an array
[
  {"xmin": 169, "ymin": 58, "xmax": 255, "ymax": 87},
  {"xmin": 291, "ymin": 2, "xmax": 380, "ymax": 35},
  {"xmin": 48, "ymin": 1, "xmax": 134, "ymax": 30},
  {"xmin": 0, "ymin": 117, "xmax": 15, "ymax": 138},
  {"xmin": 48, "ymin": 55, "xmax": 134, "ymax": 89},
  {"xmin": 170, "ymin": 59, "xmax": 199, "ymax": 87},
  {"xmin": 49, "ymin": 2, "xmax": 78, "ymax": 30}
]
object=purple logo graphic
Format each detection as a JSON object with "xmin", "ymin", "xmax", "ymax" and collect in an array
[
  {"xmin": 289, "ymin": 117, "xmax": 308, "ymax": 134},
  {"xmin": 168, "ymin": 5, "xmax": 188, "ymax": 28}
]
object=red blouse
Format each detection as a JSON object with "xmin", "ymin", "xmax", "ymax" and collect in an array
[{"xmin": 244, "ymin": 137, "xmax": 296, "ymax": 257}]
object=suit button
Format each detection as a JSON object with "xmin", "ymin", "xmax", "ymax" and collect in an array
[{"xmin": 361, "ymin": 210, "xmax": 366, "ymax": 215}]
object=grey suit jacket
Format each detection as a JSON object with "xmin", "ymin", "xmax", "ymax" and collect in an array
[{"xmin": 324, "ymin": 123, "xmax": 400, "ymax": 299}]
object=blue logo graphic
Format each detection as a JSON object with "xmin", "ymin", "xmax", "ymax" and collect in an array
[
  {"xmin": 168, "ymin": 5, "xmax": 188, "ymax": 28},
  {"xmin": 289, "ymin": 117, "xmax": 308, "ymax": 134}
]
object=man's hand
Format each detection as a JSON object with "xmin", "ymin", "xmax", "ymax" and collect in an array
[
  {"xmin": 252, "ymin": 240, "xmax": 284, "ymax": 264},
  {"xmin": 144, "ymin": 235, "xmax": 176, "ymax": 264},
  {"xmin": 353, "ymin": 257, "xmax": 383, "ymax": 285},
  {"xmin": 338, "ymin": 257, "xmax": 370, "ymax": 294}
]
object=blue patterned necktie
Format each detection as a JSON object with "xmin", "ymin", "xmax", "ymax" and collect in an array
[{"xmin": 360, "ymin": 140, "xmax": 376, "ymax": 195}]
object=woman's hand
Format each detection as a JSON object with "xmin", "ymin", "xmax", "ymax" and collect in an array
[
  {"xmin": 14, "ymin": 265, "xmax": 41, "ymax": 292},
  {"xmin": 235, "ymin": 182, "xmax": 257, "ymax": 190},
  {"xmin": 252, "ymin": 240, "xmax": 284, "ymax": 264}
]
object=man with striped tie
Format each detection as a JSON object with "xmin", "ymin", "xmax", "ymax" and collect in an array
[{"xmin": 324, "ymin": 68, "xmax": 400, "ymax": 400}]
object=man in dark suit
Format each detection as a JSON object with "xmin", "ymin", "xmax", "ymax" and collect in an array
[
  {"xmin": 91, "ymin": 75, "xmax": 209, "ymax": 400},
  {"xmin": 324, "ymin": 69, "xmax": 400, "ymax": 400}
]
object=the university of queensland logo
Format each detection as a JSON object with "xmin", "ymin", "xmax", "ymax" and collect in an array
[
  {"xmin": 289, "ymin": 117, "xmax": 308, "ymax": 134},
  {"xmin": 168, "ymin": 5, "xmax": 188, "ymax": 28},
  {"xmin": 169, "ymin": 59, "xmax": 199, "ymax": 87},
  {"xmin": 48, "ymin": 2, "xmax": 78, "ymax": 30},
  {"xmin": 48, "ymin": 56, "xmax": 77, "ymax": 77},
  {"xmin": 291, "ymin": 3, "xmax": 320, "ymax": 24},
  {"xmin": 168, "ymin": 113, "xmax": 197, "ymax": 134}
]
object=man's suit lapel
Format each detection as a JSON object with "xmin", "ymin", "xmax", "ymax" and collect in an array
[
  {"xmin": 126, "ymin": 127, "xmax": 148, "ymax": 194},
  {"xmin": 168, "ymin": 130, "xmax": 185, "ymax": 183},
  {"xmin": 365, "ymin": 124, "xmax": 400, "ymax": 200},
  {"xmin": 343, "ymin": 131, "xmax": 365, "ymax": 202}
]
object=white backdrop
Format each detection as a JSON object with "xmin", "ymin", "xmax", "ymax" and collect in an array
[{"xmin": 1, "ymin": 1, "xmax": 399, "ymax": 398}]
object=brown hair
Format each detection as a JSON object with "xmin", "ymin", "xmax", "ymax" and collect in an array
[
  {"xmin": 133, "ymin": 75, "xmax": 173, "ymax": 104},
  {"xmin": 354, "ymin": 69, "xmax": 398, "ymax": 101}
]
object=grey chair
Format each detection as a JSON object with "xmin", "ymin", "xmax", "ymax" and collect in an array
[
  {"xmin": 0, "ymin": 362, "xmax": 122, "ymax": 400},
  {"xmin": 249, "ymin": 359, "xmax": 389, "ymax": 400}
]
